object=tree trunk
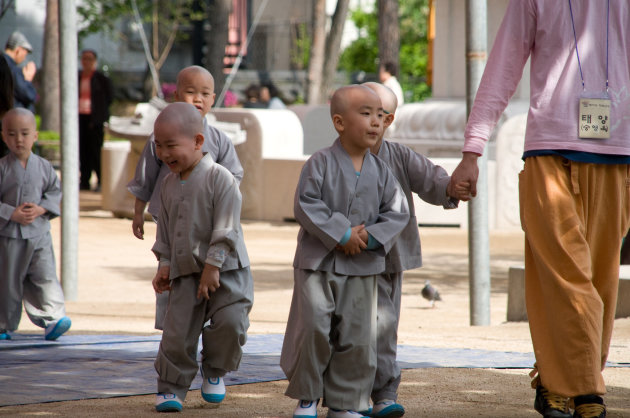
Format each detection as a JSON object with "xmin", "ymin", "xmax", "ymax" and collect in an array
[
  {"xmin": 205, "ymin": 0, "xmax": 232, "ymax": 100},
  {"xmin": 320, "ymin": 0, "xmax": 350, "ymax": 102},
  {"xmin": 40, "ymin": 0, "xmax": 60, "ymax": 132},
  {"xmin": 378, "ymin": 0, "xmax": 400, "ymax": 71},
  {"xmin": 307, "ymin": 0, "xmax": 326, "ymax": 104}
]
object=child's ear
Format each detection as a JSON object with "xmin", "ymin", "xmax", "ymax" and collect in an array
[
  {"xmin": 332, "ymin": 114, "xmax": 344, "ymax": 132},
  {"xmin": 194, "ymin": 133, "xmax": 204, "ymax": 150},
  {"xmin": 384, "ymin": 113, "xmax": 395, "ymax": 128},
  {"xmin": 210, "ymin": 93, "xmax": 216, "ymax": 107}
]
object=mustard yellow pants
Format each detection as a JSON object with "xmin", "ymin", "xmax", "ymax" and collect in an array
[{"xmin": 519, "ymin": 155, "xmax": 630, "ymax": 398}]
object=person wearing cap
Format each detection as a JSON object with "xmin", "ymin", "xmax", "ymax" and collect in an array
[{"xmin": 2, "ymin": 31, "xmax": 36, "ymax": 111}]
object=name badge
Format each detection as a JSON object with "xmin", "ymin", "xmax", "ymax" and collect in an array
[{"xmin": 578, "ymin": 97, "xmax": 611, "ymax": 139}]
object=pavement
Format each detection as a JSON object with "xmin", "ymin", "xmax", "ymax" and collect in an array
[{"xmin": 1, "ymin": 190, "xmax": 629, "ymax": 417}]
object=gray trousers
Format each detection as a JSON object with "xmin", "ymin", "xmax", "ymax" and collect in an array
[
  {"xmin": 372, "ymin": 272, "xmax": 402, "ymax": 402},
  {"xmin": 280, "ymin": 269, "xmax": 378, "ymax": 412},
  {"xmin": 155, "ymin": 267, "xmax": 253, "ymax": 400},
  {"xmin": 0, "ymin": 233, "xmax": 66, "ymax": 331}
]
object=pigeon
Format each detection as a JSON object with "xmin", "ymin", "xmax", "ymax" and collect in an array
[{"xmin": 421, "ymin": 280, "xmax": 442, "ymax": 308}]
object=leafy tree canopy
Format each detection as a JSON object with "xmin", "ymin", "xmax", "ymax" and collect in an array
[{"xmin": 338, "ymin": 0, "xmax": 431, "ymax": 101}]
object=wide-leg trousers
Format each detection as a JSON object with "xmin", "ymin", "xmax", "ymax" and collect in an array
[{"xmin": 519, "ymin": 156, "xmax": 630, "ymax": 397}]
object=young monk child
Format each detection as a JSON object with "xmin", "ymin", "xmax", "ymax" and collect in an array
[
  {"xmin": 362, "ymin": 81, "xmax": 467, "ymax": 417},
  {"xmin": 127, "ymin": 65, "xmax": 243, "ymax": 330},
  {"xmin": 150, "ymin": 102, "xmax": 253, "ymax": 413},
  {"xmin": 0, "ymin": 108, "xmax": 71, "ymax": 341},
  {"xmin": 280, "ymin": 85, "xmax": 410, "ymax": 418}
]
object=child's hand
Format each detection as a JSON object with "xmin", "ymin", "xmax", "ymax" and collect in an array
[
  {"xmin": 132, "ymin": 213, "xmax": 145, "ymax": 240},
  {"xmin": 338, "ymin": 224, "xmax": 367, "ymax": 256},
  {"xmin": 198, "ymin": 264, "xmax": 220, "ymax": 300},
  {"xmin": 153, "ymin": 265, "xmax": 171, "ymax": 293},
  {"xmin": 10, "ymin": 203, "xmax": 44, "ymax": 225},
  {"xmin": 447, "ymin": 180, "xmax": 473, "ymax": 201}
]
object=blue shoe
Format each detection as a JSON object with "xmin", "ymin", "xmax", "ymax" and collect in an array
[
  {"xmin": 44, "ymin": 316, "xmax": 72, "ymax": 341},
  {"xmin": 358, "ymin": 405, "xmax": 372, "ymax": 416},
  {"xmin": 372, "ymin": 400, "xmax": 405, "ymax": 418},
  {"xmin": 294, "ymin": 399, "xmax": 318, "ymax": 418},
  {"xmin": 155, "ymin": 393, "xmax": 182, "ymax": 412},
  {"xmin": 201, "ymin": 376, "xmax": 226, "ymax": 403},
  {"xmin": 0, "ymin": 330, "xmax": 10, "ymax": 340}
]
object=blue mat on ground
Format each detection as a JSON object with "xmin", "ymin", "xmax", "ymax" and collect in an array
[{"xmin": 0, "ymin": 333, "xmax": 627, "ymax": 407}]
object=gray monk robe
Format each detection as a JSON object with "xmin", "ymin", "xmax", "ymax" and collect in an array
[
  {"xmin": 281, "ymin": 138, "xmax": 409, "ymax": 412},
  {"xmin": 151, "ymin": 153, "xmax": 253, "ymax": 401},
  {"xmin": 0, "ymin": 153, "xmax": 66, "ymax": 331},
  {"xmin": 372, "ymin": 139, "xmax": 458, "ymax": 403}
]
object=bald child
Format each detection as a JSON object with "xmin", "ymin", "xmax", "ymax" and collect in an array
[
  {"xmin": 150, "ymin": 102, "xmax": 253, "ymax": 413},
  {"xmin": 127, "ymin": 65, "xmax": 243, "ymax": 330},
  {"xmin": 280, "ymin": 85, "xmax": 409, "ymax": 418},
  {"xmin": 0, "ymin": 108, "xmax": 71, "ymax": 341}
]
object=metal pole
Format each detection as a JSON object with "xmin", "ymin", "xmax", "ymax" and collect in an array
[
  {"xmin": 59, "ymin": 0, "xmax": 79, "ymax": 301},
  {"xmin": 465, "ymin": 0, "xmax": 490, "ymax": 326}
]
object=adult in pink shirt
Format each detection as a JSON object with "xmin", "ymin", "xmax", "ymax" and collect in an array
[{"xmin": 451, "ymin": 1, "xmax": 630, "ymax": 417}]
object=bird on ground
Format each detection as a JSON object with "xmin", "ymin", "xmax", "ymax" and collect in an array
[{"xmin": 421, "ymin": 280, "xmax": 442, "ymax": 308}]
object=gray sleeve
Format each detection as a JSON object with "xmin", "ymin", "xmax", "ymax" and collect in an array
[
  {"xmin": 406, "ymin": 149, "xmax": 458, "ymax": 209},
  {"xmin": 214, "ymin": 129, "xmax": 244, "ymax": 184},
  {"xmin": 294, "ymin": 155, "xmax": 351, "ymax": 250},
  {"xmin": 151, "ymin": 177, "xmax": 171, "ymax": 266},
  {"xmin": 127, "ymin": 134, "xmax": 162, "ymax": 202},
  {"xmin": 39, "ymin": 161, "xmax": 62, "ymax": 219}
]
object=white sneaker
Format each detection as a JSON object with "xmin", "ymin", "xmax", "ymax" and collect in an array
[
  {"xmin": 294, "ymin": 399, "xmax": 318, "ymax": 418},
  {"xmin": 201, "ymin": 376, "xmax": 226, "ymax": 403},
  {"xmin": 155, "ymin": 393, "xmax": 182, "ymax": 412},
  {"xmin": 326, "ymin": 408, "xmax": 369, "ymax": 418},
  {"xmin": 44, "ymin": 316, "xmax": 71, "ymax": 341}
]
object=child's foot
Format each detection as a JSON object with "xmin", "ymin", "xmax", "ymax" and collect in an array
[
  {"xmin": 326, "ymin": 408, "xmax": 369, "ymax": 418},
  {"xmin": 44, "ymin": 316, "xmax": 72, "ymax": 341},
  {"xmin": 201, "ymin": 376, "xmax": 225, "ymax": 403},
  {"xmin": 155, "ymin": 393, "xmax": 183, "ymax": 412},
  {"xmin": 372, "ymin": 399, "xmax": 405, "ymax": 417},
  {"xmin": 294, "ymin": 399, "xmax": 318, "ymax": 418},
  {"xmin": 0, "ymin": 330, "xmax": 10, "ymax": 340}
]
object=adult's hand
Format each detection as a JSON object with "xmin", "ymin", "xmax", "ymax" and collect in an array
[
  {"xmin": 450, "ymin": 152, "xmax": 480, "ymax": 201},
  {"xmin": 22, "ymin": 61, "xmax": 36, "ymax": 82}
]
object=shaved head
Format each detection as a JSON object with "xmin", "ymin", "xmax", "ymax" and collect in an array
[
  {"xmin": 154, "ymin": 102, "xmax": 203, "ymax": 138},
  {"xmin": 176, "ymin": 66, "xmax": 215, "ymax": 91},
  {"xmin": 330, "ymin": 85, "xmax": 380, "ymax": 118},
  {"xmin": 2, "ymin": 107, "xmax": 36, "ymax": 129},
  {"xmin": 362, "ymin": 82, "xmax": 397, "ymax": 114}
]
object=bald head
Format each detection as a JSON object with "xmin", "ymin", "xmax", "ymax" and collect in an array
[
  {"xmin": 2, "ymin": 107, "xmax": 36, "ymax": 129},
  {"xmin": 362, "ymin": 82, "xmax": 397, "ymax": 114},
  {"xmin": 330, "ymin": 85, "xmax": 381, "ymax": 118},
  {"xmin": 176, "ymin": 66, "xmax": 215, "ymax": 91},
  {"xmin": 154, "ymin": 102, "xmax": 203, "ymax": 138}
]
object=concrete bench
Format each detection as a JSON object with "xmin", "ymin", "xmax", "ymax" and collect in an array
[{"xmin": 507, "ymin": 265, "xmax": 630, "ymax": 322}]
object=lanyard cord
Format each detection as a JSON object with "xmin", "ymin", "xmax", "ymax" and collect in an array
[{"xmin": 568, "ymin": 0, "xmax": 610, "ymax": 92}]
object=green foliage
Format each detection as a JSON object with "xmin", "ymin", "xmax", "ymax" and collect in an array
[
  {"xmin": 338, "ymin": 0, "xmax": 432, "ymax": 102},
  {"xmin": 290, "ymin": 23, "xmax": 312, "ymax": 70}
]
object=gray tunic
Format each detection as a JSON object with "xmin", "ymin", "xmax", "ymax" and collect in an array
[
  {"xmin": 0, "ymin": 153, "xmax": 65, "ymax": 331},
  {"xmin": 376, "ymin": 139, "xmax": 458, "ymax": 273},
  {"xmin": 127, "ymin": 118, "xmax": 243, "ymax": 219},
  {"xmin": 293, "ymin": 138, "xmax": 410, "ymax": 276},
  {"xmin": 151, "ymin": 153, "xmax": 249, "ymax": 275}
]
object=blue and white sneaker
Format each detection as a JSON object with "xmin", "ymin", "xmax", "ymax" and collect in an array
[
  {"xmin": 155, "ymin": 393, "xmax": 183, "ymax": 412},
  {"xmin": 294, "ymin": 399, "xmax": 318, "ymax": 418},
  {"xmin": 201, "ymin": 376, "xmax": 226, "ymax": 403},
  {"xmin": 327, "ymin": 408, "xmax": 369, "ymax": 418},
  {"xmin": 44, "ymin": 316, "xmax": 72, "ymax": 341},
  {"xmin": 0, "ymin": 330, "xmax": 10, "ymax": 340},
  {"xmin": 371, "ymin": 400, "xmax": 405, "ymax": 418}
]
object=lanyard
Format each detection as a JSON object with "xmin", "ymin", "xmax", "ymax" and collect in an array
[{"xmin": 568, "ymin": 0, "xmax": 610, "ymax": 92}]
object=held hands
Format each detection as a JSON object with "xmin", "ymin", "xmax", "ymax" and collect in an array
[
  {"xmin": 449, "ymin": 152, "xmax": 480, "ymax": 201},
  {"xmin": 198, "ymin": 264, "xmax": 220, "ymax": 300},
  {"xmin": 152, "ymin": 265, "xmax": 171, "ymax": 293},
  {"xmin": 337, "ymin": 224, "xmax": 368, "ymax": 256},
  {"xmin": 10, "ymin": 203, "xmax": 45, "ymax": 225}
]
